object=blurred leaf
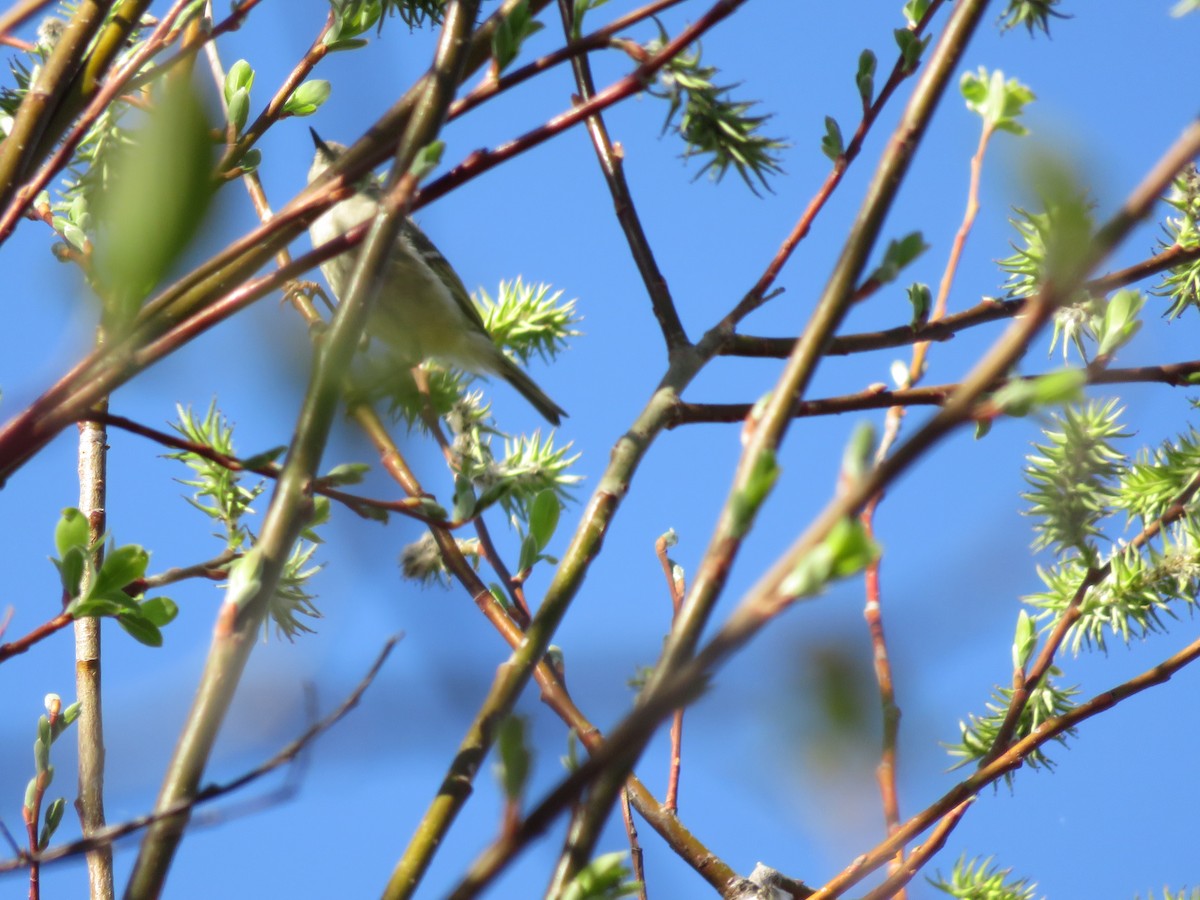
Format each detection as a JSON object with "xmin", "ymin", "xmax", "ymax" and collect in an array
[
  {"xmin": 117, "ymin": 613, "xmax": 163, "ymax": 647},
  {"xmin": 281, "ymin": 80, "xmax": 331, "ymax": 117},
  {"xmin": 54, "ymin": 507, "xmax": 89, "ymax": 556},
  {"xmin": 90, "ymin": 79, "xmax": 215, "ymax": 327}
]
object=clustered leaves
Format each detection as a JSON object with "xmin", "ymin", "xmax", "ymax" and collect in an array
[
  {"xmin": 931, "ymin": 855, "xmax": 1040, "ymax": 900},
  {"xmin": 1020, "ymin": 403, "xmax": 1200, "ymax": 654},
  {"xmin": 325, "ymin": 0, "xmax": 446, "ymax": 42},
  {"xmin": 478, "ymin": 278, "xmax": 581, "ymax": 365},
  {"xmin": 1153, "ymin": 165, "xmax": 1200, "ymax": 319},
  {"xmin": 647, "ymin": 29, "xmax": 786, "ymax": 193},
  {"xmin": 24, "ymin": 694, "xmax": 81, "ymax": 853},
  {"xmin": 997, "ymin": 0, "xmax": 1069, "ymax": 36},
  {"xmin": 1022, "ymin": 400, "xmax": 1128, "ymax": 563},
  {"xmin": 52, "ymin": 507, "xmax": 179, "ymax": 646},
  {"xmin": 945, "ymin": 666, "xmax": 1078, "ymax": 773},
  {"xmin": 168, "ymin": 403, "xmax": 326, "ymax": 639},
  {"xmin": 961, "ymin": 67, "xmax": 1034, "ymax": 135}
]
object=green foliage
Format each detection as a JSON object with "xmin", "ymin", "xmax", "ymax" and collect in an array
[
  {"xmin": 820, "ymin": 115, "xmax": 844, "ymax": 162},
  {"xmin": 903, "ymin": 0, "xmax": 933, "ymax": 27},
  {"xmin": 90, "ymin": 78, "xmax": 216, "ymax": 328},
  {"xmin": 567, "ymin": 0, "xmax": 613, "ymax": 40},
  {"xmin": 931, "ymin": 855, "xmax": 1040, "ymax": 900},
  {"xmin": 894, "ymin": 26, "xmax": 931, "ymax": 75},
  {"xmin": 267, "ymin": 541, "xmax": 324, "ymax": 640},
  {"xmin": 24, "ymin": 695, "xmax": 81, "ymax": 851},
  {"xmin": 1115, "ymin": 423, "xmax": 1200, "ymax": 526},
  {"xmin": 169, "ymin": 402, "xmax": 266, "ymax": 549},
  {"xmin": 841, "ymin": 422, "xmax": 877, "ymax": 485},
  {"xmin": 518, "ymin": 488, "xmax": 562, "ymax": 572},
  {"xmin": 168, "ymin": 403, "xmax": 323, "ymax": 638},
  {"xmin": 1022, "ymin": 400, "xmax": 1128, "ymax": 562},
  {"xmin": 1137, "ymin": 890, "xmax": 1200, "ymax": 900},
  {"xmin": 52, "ymin": 508, "xmax": 178, "ymax": 647},
  {"xmin": 961, "ymin": 67, "xmax": 1034, "ymax": 135},
  {"xmin": 779, "ymin": 517, "xmax": 880, "ymax": 600},
  {"xmin": 492, "ymin": 0, "xmax": 543, "ymax": 73},
  {"xmin": 997, "ymin": 0, "xmax": 1069, "ymax": 36},
  {"xmin": 999, "ymin": 189, "xmax": 1095, "ymax": 304},
  {"xmin": 560, "ymin": 851, "xmax": 641, "ymax": 900},
  {"xmin": 865, "ymin": 231, "xmax": 929, "ymax": 287},
  {"xmin": 323, "ymin": 0, "xmax": 445, "ymax": 49},
  {"xmin": 1027, "ymin": 531, "xmax": 1200, "ymax": 654},
  {"xmin": 223, "ymin": 59, "xmax": 254, "ymax": 135},
  {"xmin": 477, "ymin": 279, "xmax": 581, "ymax": 364},
  {"xmin": 856, "ymin": 49, "xmax": 876, "ymax": 106},
  {"xmin": 281, "ymin": 79, "xmax": 332, "ymax": 118},
  {"xmin": 907, "ymin": 282, "xmax": 932, "ymax": 327},
  {"xmin": 647, "ymin": 30, "xmax": 786, "ymax": 193},
  {"xmin": 945, "ymin": 667, "xmax": 1077, "ymax": 772},
  {"xmin": 989, "ymin": 369, "xmax": 1085, "ymax": 418},
  {"xmin": 730, "ymin": 449, "xmax": 779, "ymax": 539},
  {"xmin": 1153, "ymin": 165, "xmax": 1200, "ymax": 319},
  {"xmin": 494, "ymin": 715, "xmax": 531, "ymax": 801}
]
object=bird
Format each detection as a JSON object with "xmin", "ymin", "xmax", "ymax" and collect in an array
[{"xmin": 306, "ymin": 130, "xmax": 566, "ymax": 426}]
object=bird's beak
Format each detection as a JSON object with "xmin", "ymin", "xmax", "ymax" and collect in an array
[{"xmin": 309, "ymin": 127, "xmax": 336, "ymax": 163}]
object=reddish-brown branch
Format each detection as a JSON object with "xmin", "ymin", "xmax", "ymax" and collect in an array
[
  {"xmin": 669, "ymin": 358, "xmax": 1200, "ymax": 426},
  {"xmin": 450, "ymin": 0, "xmax": 686, "ymax": 121},
  {"xmin": 0, "ymin": 612, "xmax": 72, "ymax": 662}
]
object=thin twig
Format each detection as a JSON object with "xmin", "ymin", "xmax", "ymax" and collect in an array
[{"xmin": 0, "ymin": 637, "xmax": 398, "ymax": 873}]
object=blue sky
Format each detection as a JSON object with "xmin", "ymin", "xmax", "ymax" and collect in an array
[{"xmin": 3, "ymin": 1, "xmax": 1200, "ymax": 898}]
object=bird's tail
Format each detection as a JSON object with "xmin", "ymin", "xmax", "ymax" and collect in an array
[{"xmin": 494, "ymin": 355, "xmax": 566, "ymax": 426}]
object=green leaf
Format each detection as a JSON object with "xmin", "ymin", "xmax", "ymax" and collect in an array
[
  {"xmin": 517, "ymin": 533, "xmax": 539, "ymax": 574},
  {"xmin": 903, "ymin": 0, "xmax": 932, "ymax": 26},
  {"xmin": 992, "ymin": 369, "xmax": 1085, "ymax": 417},
  {"xmin": 492, "ymin": 0, "xmax": 543, "ymax": 72},
  {"xmin": 223, "ymin": 59, "xmax": 254, "ymax": 105},
  {"xmin": 319, "ymin": 462, "xmax": 370, "ymax": 486},
  {"xmin": 117, "ymin": 613, "xmax": 163, "ymax": 647},
  {"xmin": 1096, "ymin": 289, "xmax": 1145, "ymax": 357},
  {"xmin": 907, "ymin": 282, "xmax": 931, "ymax": 327},
  {"xmin": 841, "ymin": 422, "xmax": 877, "ymax": 484},
  {"xmin": 820, "ymin": 115, "xmax": 844, "ymax": 161},
  {"xmin": 868, "ymin": 231, "xmax": 928, "ymax": 286},
  {"xmin": 495, "ymin": 715, "xmax": 531, "ymax": 801},
  {"xmin": 226, "ymin": 87, "xmax": 250, "ymax": 135},
  {"xmin": 408, "ymin": 140, "xmax": 444, "ymax": 181},
  {"xmin": 55, "ymin": 546, "xmax": 87, "ymax": 599},
  {"xmin": 856, "ymin": 49, "xmax": 876, "ymax": 106},
  {"xmin": 730, "ymin": 449, "xmax": 779, "ymax": 538},
  {"xmin": 281, "ymin": 79, "xmax": 331, "ymax": 117},
  {"xmin": 54, "ymin": 507, "xmax": 89, "ymax": 556},
  {"xmin": 560, "ymin": 851, "xmax": 639, "ymax": 900},
  {"xmin": 780, "ymin": 518, "xmax": 879, "ymax": 599},
  {"xmin": 1013, "ymin": 610, "xmax": 1037, "ymax": 669},
  {"xmin": 139, "ymin": 597, "xmax": 178, "ymax": 627},
  {"xmin": 90, "ymin": 78, "xmax": 216, "ymax": 327},
  {"xmin": 69, "ymin": 596, "xmax": 134, "ymax": 618},
  {"xmin": 527, "ymin": 489, "xmax": 560, "ymax": 552},
  {"xmin": 893, "ymin": 28, "xmax": 930, "ymax": 72},
  {"xmin": 40, "ymin": 797, "xmax": 66, "ymax": 849},
  {"xmin": 961, "ymin": 67, "xmax": 1035, "ymax": 135},
  {"xmin": 90, "ymin": 544, "xmax": 149, "ymax": 598}
]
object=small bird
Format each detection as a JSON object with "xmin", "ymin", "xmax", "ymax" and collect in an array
[{"xmin": 306, "ymin": 130, "xmax": 566, "ymax": 426}]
